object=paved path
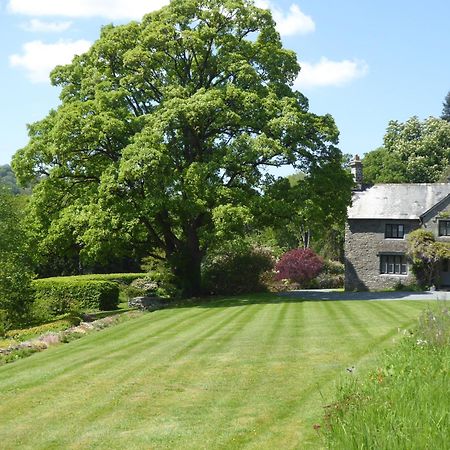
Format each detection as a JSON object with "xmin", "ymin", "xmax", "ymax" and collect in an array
[{"xmin": 280, "ymin": 289, "xmax": 450, "ymax": 301}]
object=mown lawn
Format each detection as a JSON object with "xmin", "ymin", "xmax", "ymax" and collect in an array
[{"xmin": 0, "ymin": 294, "xmax": 427, "ymax": 449}]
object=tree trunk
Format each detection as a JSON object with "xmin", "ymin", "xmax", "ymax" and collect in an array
[
  {"xmin": 167, "ymin": 223, "xmax": 204, "ymax": 298},
  {"xmin": 171, "ymin": 248, "xmax": 203, "ymax": 298}
]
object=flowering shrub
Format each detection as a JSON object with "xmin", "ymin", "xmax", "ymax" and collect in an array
[{"xmin": 275, "ymin": 248, "xmax": 323, "ymax": 285}]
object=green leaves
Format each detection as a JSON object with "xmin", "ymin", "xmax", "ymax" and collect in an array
[
  {"xmin": 364, "ymin": 116, "xmax": 450, "ymax": 184},
  {"xmin": 12, "ymin": 0, "xmax": 344, "ymax": 295},
  {"xmin": 0, "ymin": 188, "xmax": 34, "ymax": 328}
]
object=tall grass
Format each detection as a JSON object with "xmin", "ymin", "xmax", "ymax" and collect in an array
[{"xmin": 324, "ymin": 302, "xmax": 450, "ymax": 449}]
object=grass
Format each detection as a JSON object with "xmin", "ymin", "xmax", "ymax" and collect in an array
[
  {"xmin": 324, "ymin": 303, "xmax": 450, "ymax": 449},
  {"xmin": 0, "ymin": 294, "xmax": 429, "ymax": 449}
]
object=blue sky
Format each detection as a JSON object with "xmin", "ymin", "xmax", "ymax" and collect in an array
[{"xmin": 0, "ymin": 0, "xmax": 449, "ymax": 170}]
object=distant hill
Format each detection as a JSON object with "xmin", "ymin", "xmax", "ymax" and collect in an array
[{"xmin": 0, "ymin": 164, "xmax": 29, "ymax": 194}]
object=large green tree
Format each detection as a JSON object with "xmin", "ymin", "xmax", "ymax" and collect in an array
[
  {"xmin": 13, "ymin": 0, "xmax": 342, "ymax": 296},
  {"xmin": 363, "ymin": 116, "xmax": 450, "ymax": 184}
]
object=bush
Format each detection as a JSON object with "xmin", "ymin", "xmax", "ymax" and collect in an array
[
  {"xmin": 126, "ymin": 278, "xmax": 159, "ymax": 300},
  {"xmin": 139, "ymin": 258, "xmax": 180, "ymax": 299},
  {"xmin": 275, "ymin": 248, "xmax": 323, "ymax": 285},
  {"xmin": 322, "ymin": 259, "xmax": 344, "ymax": 275},
  {"xmin": 5, "ymin": 318, "xmax": 75, "ymax": 342},
  {"xmin": 202, "ymin": 246, "xmax": 274, "ymax": 295},
  {"xmin": 309, "ymin": 273, "xmax": 344, "ymax": 289},
  {"xmin": 306, "ymin": 260, "xmax": 344, "ymax": 289},
  {"xmin": 32, "ymin": 278, "xmax": 119, "ymax": 322}
]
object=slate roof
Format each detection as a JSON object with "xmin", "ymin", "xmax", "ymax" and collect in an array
[{"xmin": 348, "ymin": 184, "xmax": 450, "ymax": 220}]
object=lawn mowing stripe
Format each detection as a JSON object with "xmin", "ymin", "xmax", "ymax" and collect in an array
[
  {"xmin": 367, "ymin": 300, "xmax": 419, "ymax": 323},
  {"xmin": 222, "ymin": 311, "xmax": 423, "ymax": 449},
  {"xmin": 169, "ymin": 303, "xmax": 257, "ymax": 360},
  {"xmin": 0, "ymin": 306, "xmax": 218, "ymax": 392},
  {"xmin": 56, "ymin": 304, "xmax": 268, "ymax": 448},
  {"xmin": 214, "ymin": 301, "xmax": 313, "ymax": 448},
  {"xmin": 0, "ymin": 307, "xmax": 231, "ymax": 433},
  {"xmin": 333, "ymin": 301, "xmax": 375, "ymax": 340},
  {"xmin": 0, "ymin": 306, "xmax": 232, "ymax": 410},
  {"xmin": 0, "ymin": 307, "xmax": 207, "ymax": 380},
  {"xmin": 72, "ymin": 303, "xmax": 287, "ymax": 449},
  {"xmin": 0, "ymin": 305, "xmax": 260, "ymax": 447},
  {"xmin": 192, "ymin": 301, "xmax": 295, "ymax": 448},
  {"xmin": 0, "ymin": 298, "xmax": 429, "ymax": 450},
  {"xmin": 320, "ymin": 300, "xmax": 374, "ymax": 342},
  {"xmin": 218, "ymin": 301, "xmax": 426, "ymax": 448}
]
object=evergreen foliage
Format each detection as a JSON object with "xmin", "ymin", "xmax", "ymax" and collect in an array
[{"xmin": 441, "ymin": 90, "xmax": 450, "ymax": 122}]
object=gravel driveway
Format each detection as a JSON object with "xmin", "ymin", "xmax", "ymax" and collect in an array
[{"xmin": 280, "ymin": 289, "xmax": 450, "ymax": 301}]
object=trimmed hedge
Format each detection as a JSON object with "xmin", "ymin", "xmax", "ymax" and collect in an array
[
  {"xmin": 40, "ymin": 273, "xmax": 147, "ymax": 285},
  {"xmin": 33, "ymin": 278, "xmax": 120, "ymax": 321}
]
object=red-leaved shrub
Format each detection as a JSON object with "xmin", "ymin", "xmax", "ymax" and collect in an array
[{"xmin": 275, "ymin": 248, "xmax": 323, "ymax": 285}]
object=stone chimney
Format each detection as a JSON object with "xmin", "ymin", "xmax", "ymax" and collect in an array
[{"xmin": 350, "ymin": 154, "xmax": 363, "ymax": 190}]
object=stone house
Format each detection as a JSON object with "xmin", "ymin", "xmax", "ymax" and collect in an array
[{"xmin": 344, "ymin": 156, "xmax": 450, "ymax": 290}]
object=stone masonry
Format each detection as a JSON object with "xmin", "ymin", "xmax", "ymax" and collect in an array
[{"xmin": 345, "ymin": 219, "xmax": 420, "ymax": 291}]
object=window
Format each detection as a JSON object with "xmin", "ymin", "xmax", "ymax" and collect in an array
[
  {"xmin": 385, "ymin": 224, "xmax": 404, "ymax": 238},
  {"xmin": 380, "ymin": 254, "xmax": 407, "ymax": 275},
  {"xmin": 439, "ymin": 220, "xmax": 450, "ymax": 236}
]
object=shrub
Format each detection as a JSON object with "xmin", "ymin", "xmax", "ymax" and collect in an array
[
  {"xmin": 407, "ymin": 229, "xmax": 450, "ymax": 287},
  {"xmin": 202, "ymin": 246, "xmax": 274, "ymax": 295},
  {"xmin": 5, "ymin": 318, "xmax": 75, "ymax": 342},
  {"xmin": 139, "ymin": 258, "xmax": 180, "ymax": 299},
  {"xmin": 126, "ymin": 277, "xmax": 159, "ymax": 300},
  {"xmin": 322, "ymin": 259, "xmax": 344, "ymax": 275},
  {"xmin": 275, "ymin": 248, "xmax": 323, "ymax": 285},
  {"xmin": 310, "ymin": 273, "xmax": 344, "ymax": 289},
  {"xmin": 32, "ymin": 278, "xmax": 119, "ymax": 322},
  {"xmin": 307, "ymin": 259, "xmax": 344, "ymax": 289}
]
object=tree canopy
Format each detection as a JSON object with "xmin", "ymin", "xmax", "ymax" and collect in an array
[
  {"xmin": 0, "ymin": 187, "xmax": 34, "ymax": 329},
  {"xmin": 363, "ymin": 116, "xmax": 450, "ymax": 184},
  {"xmin": 13, "ymin": 0, "xmax": 345, "ymax": 296}
]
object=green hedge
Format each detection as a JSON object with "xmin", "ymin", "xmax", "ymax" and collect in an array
[
  {"xmin": 39, "ymin": 273, "xmax": 147, "ymax": 285},
  {"xmin": 33, "ymin": 278, "xmax": 120, "ymax": 321}
]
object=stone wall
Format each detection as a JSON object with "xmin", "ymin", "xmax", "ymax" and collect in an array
[{"xmin": 344, "ymin": 219, "xmax": 420, "ymax": 291}]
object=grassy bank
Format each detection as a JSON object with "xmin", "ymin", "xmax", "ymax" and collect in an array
[
  {"xmin": 324, "ymin": 303, "xmax": 449, "ymax": 449},
  {"xmin": 0, "ymin": 295, "xmax": 427, "ymax": 449}
]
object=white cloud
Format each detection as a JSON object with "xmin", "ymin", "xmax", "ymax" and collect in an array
[
  {"xmin": 8, "ymin": 0, "xmax": 170, "ymax": 20},
  {"xmin": 9, "ymin": 39, "xmax": 92, "ymax": 83},
  {"xmin": 255, "ymin": 1, "xmax": 315, "ymax": 36},
  {"xmin": 295, "ymin": 57, "xmax": 369, "ymax": 88},
  {"xmin": 22, "ymin": 18, "xmax": 72, "ymax": 32}
]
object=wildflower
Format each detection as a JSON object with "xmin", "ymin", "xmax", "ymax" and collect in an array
[{"xmin": 416, "ymin": 338, "xmax": 427, "ymax": 346}]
